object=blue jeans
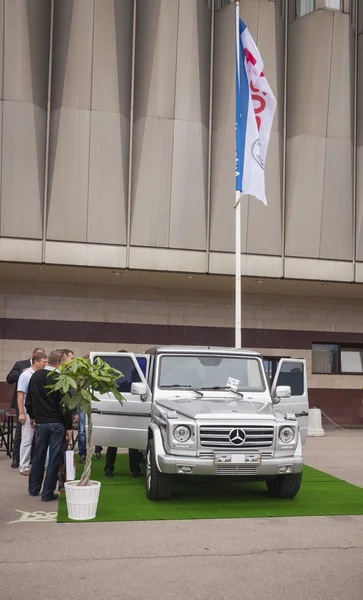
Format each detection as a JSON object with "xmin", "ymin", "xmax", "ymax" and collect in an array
[
  {"xmin": 29, "ymin": 423, "xmax": 65, "ymax": 499},
  {"xmin": 78, "ymin": 409, "xmax": 87, "ymax": 457}
]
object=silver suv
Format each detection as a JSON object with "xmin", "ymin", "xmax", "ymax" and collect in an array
[{"xmin": 90, "ymin": 347, "xmax": 308, "ymax": 501}]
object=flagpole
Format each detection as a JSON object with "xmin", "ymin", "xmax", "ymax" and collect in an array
[
  {"xmin": 235, "ymin": 0, "xmax": 241, "ymax": 349},
  {"xmin": 235, "ymin": 196, "xmax": 241, "ymax": 349}
]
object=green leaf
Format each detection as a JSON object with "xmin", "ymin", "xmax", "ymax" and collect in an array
[
  {"xmin": 64, "ymin": 393, "xmax": 82, "ymax": 411},
  {"xmin": 113, "ymin": 390, "xmax": 125, "ymax": 404},
  {"xmin": 79, "ymin": 399, "xmax": 90, "ymax": 414},
  {"xmin": 68, "ymin": 377, "xmax": 78, "ymax": 389},
  {"xmin": 61, "ymin": 392, "xmax": 71, "ymax": 408},
  {"xmin": 80, "ymin": 388, "xmax": 93, "ymax": 403}
]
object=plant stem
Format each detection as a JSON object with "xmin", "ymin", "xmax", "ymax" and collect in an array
[{"xmin": 78, "ymin": 406, "xmax": 93, "ymax": 486}]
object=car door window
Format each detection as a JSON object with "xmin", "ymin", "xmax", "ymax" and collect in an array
[
  {"xmin": 136, "ymin": 356, "xmax": 147, "ymax": 376},
  {"xmin": 276, "ymin": 362, "xmax": 304, "ymax": 396},
  {"xmin": 95, "ymin": 355, "xmax": 142, "ymax": 393}
]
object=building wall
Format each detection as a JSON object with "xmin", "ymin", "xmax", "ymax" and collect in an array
[
  {"xmin": 0, "ymin": 0, "xmax": 362, "ymax": 285},
  {"xmin": 1, "ymin": 280, "xmax": 362, "ymax": 425},
  {"xmin": 0, "ymin": 1, "xmax": 362, "ymax": 427}
]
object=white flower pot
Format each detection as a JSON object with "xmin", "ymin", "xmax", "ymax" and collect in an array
[{"xmin": 64, "ymin": 480, "xmax": 101, "ymax": 520}]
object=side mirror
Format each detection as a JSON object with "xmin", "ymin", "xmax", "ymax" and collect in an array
[
  {"xmin": 131, "ymin": 382, "xmax": 147, "ymax": 396},
  {"xmin": 275, "ymin": 385, "xmax": 291, "ymax": 400}
]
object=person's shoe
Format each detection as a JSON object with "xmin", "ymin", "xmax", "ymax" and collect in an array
[
  {"xmin": 11, "ymin": 460, "xmax": 19, "ymax": 469},
  {"xmin": 29, "ymin": 491, "xmax": 39, "ymax": 497},
  {"xmin": 78, "ymin": 455, "xmax": 86, "ymax": 464},
  {"xmin": 20, "ymin": 469, "xmax": 31, "ymax": 476},
  {"xmin": 41, "ymin": 493, "xmax": 59, "ymax": 502},
  {"xmin": 131, "ymin": 470, "xmax": 141, "ymax": 478},
  {"xmin": 58, "ymin": 484, "xmax": 65, "ymax": 494},
  {"xmin": 95, "ymin": 452, "xmax": 101, "ymax": 460},
  {"xmin": 104, "ymin": 467, "xmax": 114, "ymax": 478}
]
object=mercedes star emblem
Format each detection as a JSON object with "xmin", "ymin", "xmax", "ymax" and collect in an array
[{"xmin": 229, "ymin": 428, "xmax": 246, "ymax": 446}]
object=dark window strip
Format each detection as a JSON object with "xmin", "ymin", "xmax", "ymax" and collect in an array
[{"xmin": 0, "ymin": 317, "xmax": 363, "ymax": 350}]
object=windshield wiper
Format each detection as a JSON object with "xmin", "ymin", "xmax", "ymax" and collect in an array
[
  {"xmin": 161, "ymin": 385, "xmax": 203, "ymax": 397},
  {"xmin": 201, "ymin": 386, "xmax": 244, "ymax": 399}
]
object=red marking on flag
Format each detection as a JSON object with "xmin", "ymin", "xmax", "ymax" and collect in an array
[
  {"xmin": 244, "ymin": 48, "xmax": 257, "ymax": 66},
  {"xmin": 250, "ymin": 81, "xmax": 267, "ymax": 97},
  {"xmin": 252, "ymin": 95, "xmax": 266, "ymax": 115}
]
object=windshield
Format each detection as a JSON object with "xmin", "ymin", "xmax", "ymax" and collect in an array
[{"xmin": 158, "ymin": 355, "xmax": 266, "ymax": 393}]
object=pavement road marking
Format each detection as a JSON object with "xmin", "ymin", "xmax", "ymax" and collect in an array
[{"xmin": 7, "ymin": 509, "xmax": 57, "ymax": 523}]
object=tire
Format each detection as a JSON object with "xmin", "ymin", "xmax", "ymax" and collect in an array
[
  {"xmin": 146, "ymin": 438, "xmax": 173, "ymax": 500},
  {"xmin": 266, "ymin": 471, "xmax": 302, "ymax": 498}
]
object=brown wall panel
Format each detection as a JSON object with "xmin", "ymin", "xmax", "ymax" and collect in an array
[
  {"xmin": 1, "ymin": 317, "xmax": 363, "ymax": 349},
  {"xmin": 309, "ymin": 389, "xmax": 363, "ymax": 427}
]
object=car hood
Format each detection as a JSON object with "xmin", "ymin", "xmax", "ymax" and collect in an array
[{"xmin": 156, "ymin": 397, "xmax": 275, "ymax": 420}]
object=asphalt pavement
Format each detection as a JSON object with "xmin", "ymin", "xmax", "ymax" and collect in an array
[{"xmin": 1, "ymin": 430, "xmax": 362, "ymax": 600}]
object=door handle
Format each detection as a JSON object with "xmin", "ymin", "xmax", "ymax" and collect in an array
[
  {"xmin": 91, "ymin": 408, "xmax": 101, "ymax": 414},
  {"xmin": 295, "ymin": 411, "xmax": 308, "ymax": 417}
]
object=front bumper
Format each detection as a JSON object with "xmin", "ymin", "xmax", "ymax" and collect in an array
[
  {"xmin": 152, "ymin": 428, "xmax": 303, "ymax": 477},
  {"xmin": 158, "ymin": 453, "xmax": 303, "ymax": 476}
]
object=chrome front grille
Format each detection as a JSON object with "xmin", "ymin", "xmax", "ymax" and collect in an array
[
  {"xmin": 200, "ymin": 425, "xmax": 274, "ymax": 449},
  {"xmin": 216, "ymin": 464, "xmax": 258, "ymax": 476}
]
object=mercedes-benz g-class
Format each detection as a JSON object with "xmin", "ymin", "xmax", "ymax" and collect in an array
[{"xmin": 90, "ymin": 347, "xmax": 308, "ymax": 501}]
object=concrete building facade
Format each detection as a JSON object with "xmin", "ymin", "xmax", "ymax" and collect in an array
[{"xmin": 0, "ymin": 0, "xmax": 363, "ymax": 425}]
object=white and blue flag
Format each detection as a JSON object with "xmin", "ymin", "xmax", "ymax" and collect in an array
[{"xmin": 235, "ymin": 19, "xmax": 276, "ymax": 205}]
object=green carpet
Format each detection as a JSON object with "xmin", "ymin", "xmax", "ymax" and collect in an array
[{"xmin": 57, "ymin": 454, "xmax": 363, "ymax": 523}]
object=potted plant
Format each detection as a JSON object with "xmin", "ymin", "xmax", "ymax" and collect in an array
[{"xmin": 47, "ymin": 356, "xmax": 125, "ymax": 520}]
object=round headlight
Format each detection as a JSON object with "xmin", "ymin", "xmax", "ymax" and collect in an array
[
  {"xmin": 174, "ymin": 425, "xmax": 191, "ymax": 443},
  {"xmin": 279, "ymin": 426, "xmax": 295, "ymax": 443}
]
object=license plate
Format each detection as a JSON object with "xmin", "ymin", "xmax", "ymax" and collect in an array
[{"xmin": 214, "ymin": 453, "xmax": 261, "ymax": 465}]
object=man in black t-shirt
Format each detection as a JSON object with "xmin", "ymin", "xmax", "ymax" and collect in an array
[
  {"xmin": 26, "ymin": 349, "xmax": 73, "ymax": 502},
  {"xmin": 6, "ymin": 347, "xmax": 45, "ymax": 468}
]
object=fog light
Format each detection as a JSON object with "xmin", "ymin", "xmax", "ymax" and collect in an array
[
  {"xmin": 279, "ymin": 466, "xmax": 288, "ymax": 473},
  {"xmin": 178, "ymin": 466, "xmax": 193, "ymax": 474}
]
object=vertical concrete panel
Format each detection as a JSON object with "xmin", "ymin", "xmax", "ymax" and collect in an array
[
  {"xmin": 91, "ymin": 0, "xmax": 132, "ymax": 115},
  {"xmin": 320, "ymin": 138, "xmax": 353, "ymax": 260},
  {"xmin": 132, "ymin": 0, "xmax": 210, "ymax": 251},
  {"xmin": 174, "ymin": 0, "xmax": 210, "ymax": 126},
  {"xmin": 1, "ymin": 102, "xmax": 46, "ymax": 239},
  {"xmin": 287, "ymin": 10, "xmax": 336, "ymax": 258},
  {"xmin": 1, "ymin": 0, "xmax": 50, "ymax": 239},
  {"xmin": 170, "ymin": 120, "xmax": 208, "ymax": 249},
  {"xmin": 287, "ymin": 9, "xmax": 353, "ymax": 260},
  {"xmin": 47, "ymin": 0, "xmax": 94, "ymax": 242},
  {"xmin": 320, "ymin": 12, "xmax": 353, "ymax": 261},
  {"xmin": 169, "ymin": 0, "xmax": 211, "ymax": 250},
  {"xmin": 131, "ymin": 0, "xmax": 178, "ymax": 247},
  {"xmin": 356, "ymin": 146, "xmax": 363, "ymax": 260},
  {"xmin": 131, "ymin": 117, "xmax": 174, "ymax": 247},
  {"xmin": 287, "ymin": 11, "xmax": 333, "ymax": 140},
  {"xmin": 210, "ymin": 2, "xmax": 235, "ymax": 252},
  {"xmin": 87, "ymin": 0, "xmax": 133, "ymax": 245},
  {"xmin": 51, "ymin": 0, "xmax": 93, "ymax": 110},
  {"xmin": 133, "ymin": 0, "xmax": 178, "ymax": 120},
  {"xmin": 286, "ymin": 135, "xmax": 326, "ymax": 258},
  {"xmin": 47, "ymin": 108, "xmax": 90, "ymax": 241},
  {"xmin": 0, "ymin": 1, "xmax": 5, "ymax": 234},
  {"xmin": 0, "ymin": 0, "xmax": 4, "ymax": 100},
  {"xmin": 356, "ymin": 3, "xmax": 363, "ymax": 260}
]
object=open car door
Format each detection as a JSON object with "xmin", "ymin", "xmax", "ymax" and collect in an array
[
  {"xmin": 271, "ymin": 358, "xmax": 309, "ymax": 445},
  {"xmin": 89, "ymin": 352, "xmax": 151, "ymax": 450}
]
